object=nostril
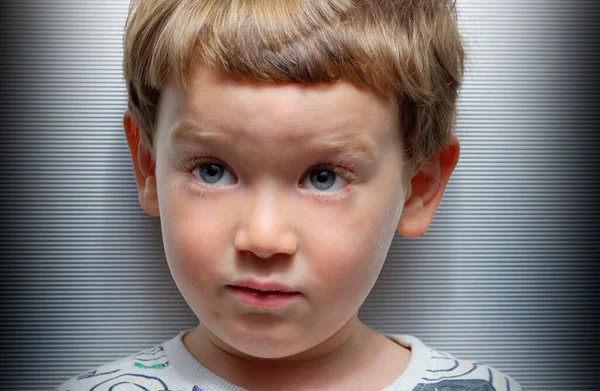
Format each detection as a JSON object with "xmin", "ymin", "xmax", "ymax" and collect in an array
[{"xmin": 233, "ymin": 229, "xmax": 297, "ymax": 259}]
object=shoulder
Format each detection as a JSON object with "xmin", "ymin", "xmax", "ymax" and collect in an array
[
  {"xmin": 417, "ymin": 348, "xmax": 525, "ymax": 391},
  {"xmin": 386, "ymin": 334, "xmax": 525, "ymax": 391},
  {"xmin": 54, "ymin": 344, "xmax": 180, "ymax": 391}
]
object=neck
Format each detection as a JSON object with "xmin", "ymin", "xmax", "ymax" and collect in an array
[{"xmin": 183, "ymin": 315, "xmax": 374, "ymax": 388}]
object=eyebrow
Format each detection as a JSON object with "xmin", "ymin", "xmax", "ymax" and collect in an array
[
  {"xmin": 169, "ymin": 120, "xmax": 234, "ymax": 149},
  {"xmin": 308, "ymin": 135, "xmax": 378, "ymax": 162},
  {"xmin": 169, "ymin": 120, "xmax": 378, "ymax": 160}
]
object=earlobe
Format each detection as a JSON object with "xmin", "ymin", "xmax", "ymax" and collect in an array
[
  {"xmin": 141, "ymin": 175, "xmax": 160, "ymax": 217},
  {"xmin": 396, "ymin": 134, "xmax": 460, "ymax": 238},
  {"xmin": 123, "ymin": 111, "xmax": 160, "ymax": 217}
]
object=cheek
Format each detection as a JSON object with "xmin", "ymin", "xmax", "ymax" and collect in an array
[
  {"xmin": 157, "ymin": 181, "xmax": 234, "ymax": 286},
  {"xmin": 305, "ymin": 196, "xmax": 400, "ymax": 304}
]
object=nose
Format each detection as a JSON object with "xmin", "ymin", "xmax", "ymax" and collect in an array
[{"xmin": 233, "ymin": 181, "xmax": 298, "ymax": 259}]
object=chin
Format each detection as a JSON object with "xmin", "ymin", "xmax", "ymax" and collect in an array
[{"xmin": 221, "ymin": 323, "xmax": 312, "ymax": 360}]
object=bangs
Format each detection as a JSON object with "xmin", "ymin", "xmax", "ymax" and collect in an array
[{"xmin": 147, "ymin": 0, "xmax": 449, "ymax": 103}]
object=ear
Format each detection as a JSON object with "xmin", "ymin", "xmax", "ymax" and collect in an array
[
  {"xmin": 397, "ymin": 134, "xmax": 460, "ymax": 238},
  {"xmin": 123, "ymin": 111, "xmax": 160, "ymax": 217}
]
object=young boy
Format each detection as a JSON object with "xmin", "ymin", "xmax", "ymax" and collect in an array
[{"xmin": 57, "ymin": 0, "xmax": 524, "ymax": 390}]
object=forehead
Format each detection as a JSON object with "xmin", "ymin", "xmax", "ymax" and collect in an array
[{"xmin": 158, "ymin": 65, "xmax": 400, "ymax": 150}]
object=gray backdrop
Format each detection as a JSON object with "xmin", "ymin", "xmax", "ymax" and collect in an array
[{"xmin": 1, "ymin": 0, "xmax": 598, "ymax": 390}]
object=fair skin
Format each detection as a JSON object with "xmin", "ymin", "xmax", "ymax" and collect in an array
[{"xmin": 124, "ymin": 65, "xmax": 459, "ymax": 390}]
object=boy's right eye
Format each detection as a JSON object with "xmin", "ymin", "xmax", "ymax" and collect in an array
[{"xmin": 193, "ymin": 162, "xmax": 236, "ymax": 186}]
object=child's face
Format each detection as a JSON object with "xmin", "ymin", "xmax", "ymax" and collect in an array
[{"xmin": 149, "ymin": 65, "xmax": 407, "ymax": 358}]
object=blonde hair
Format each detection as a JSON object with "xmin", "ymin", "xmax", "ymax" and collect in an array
[{"xmin": 123, "ymin": 0, "xmax": 465, "ymax": 175}]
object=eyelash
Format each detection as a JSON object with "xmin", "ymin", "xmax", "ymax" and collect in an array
[{"xmin": 181, "ymin": 156, "xmax": 357, "ymax": 202}]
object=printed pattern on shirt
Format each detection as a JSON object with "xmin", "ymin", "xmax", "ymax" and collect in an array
[
  {"xmin": 413, "ymin": 349, "xmax": 522, "ymax": 391},
  {"xmin": 89, "ymin": 373, "xmax": 170, "ymax": 390},
  {"xmin": 55, "ymin": 344, "xmax": 177, "ymax": 391}
]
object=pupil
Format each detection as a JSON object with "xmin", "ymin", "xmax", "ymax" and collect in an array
[
  {"xmin": 206, "ymin": 165, "xmax": 219, "ymax": 176},
  {"xmin": 317, "ymin": 171, "xmax": 330, "ymax": 182}
]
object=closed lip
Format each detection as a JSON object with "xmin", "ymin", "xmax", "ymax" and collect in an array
[{"xmin": 228, "ymin": 279, "xmax": 299, "ymax": 293}]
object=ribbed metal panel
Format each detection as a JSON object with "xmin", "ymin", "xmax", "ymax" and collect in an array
[{"xmin": 0, "ymin": 0, "xmax": 598, "ymax": 390}]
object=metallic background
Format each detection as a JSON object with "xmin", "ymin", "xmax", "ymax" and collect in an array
[{"xmin": 0, "ymin": 0, "xmax": 598, "ymax": 389}]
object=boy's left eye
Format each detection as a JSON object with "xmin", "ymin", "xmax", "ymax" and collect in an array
[{"xmin": 300, "ymin": 168, "xmax": 348, "ymax": 192}]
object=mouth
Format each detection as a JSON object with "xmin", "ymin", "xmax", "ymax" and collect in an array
[
  {"xmin": 228, "ymin": 280, "xmax": 299, "ymax": 294},
  {"xmin": 226, "ymin": 282, "xmax": 301, "ymax": 308},
  {"xmin": 227, "ymin": 285, "xmax": 299, "ymax": 296}
]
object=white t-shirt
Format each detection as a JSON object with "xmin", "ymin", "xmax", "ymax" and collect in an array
[{"xmin": 55, "ymin": 330, "xmax": 523, "ymax": 391}]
